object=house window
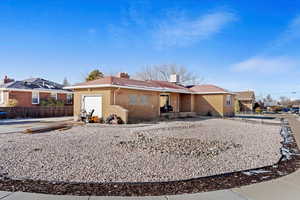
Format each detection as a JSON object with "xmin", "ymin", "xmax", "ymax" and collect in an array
[
  {"xmin": 50, "ymin": 92, "xmax": 57, "ymax": 100},
  {"xmin": 140, "ymin": 95, "xmax": 149, "ymax": 105},
  {"xmin": 129, "ymin": 94, "xmax": 137, "ymax": 105},
  {"xmin": 226, "ymin": 95, "xmax": 232, "ymax": 105},
  {"xmin": 67, "ymin": 93, "xmax": 73, "ymax": 104},
  {"xmin": 0, "ymin": 91, "xmax": 3, "ymax": 104},
  {"xmin": 32, "ymin": 92, "xmax": 40, "ymax": 104}
]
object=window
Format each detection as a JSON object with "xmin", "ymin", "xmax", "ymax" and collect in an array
[
  {"xmin": 50, "ymin": 92, "xmax": 57, "ymax": 100},
  {"xmin": 67, "ymin": 93, "xmax": 73, "ymax": 104},
  {"xmin": 140, "ymin": 95, "xmax": 149, "ymax": 105},
  {"xmin": 129, "ymin": 94, "xmax": 137, "ymax": 105},
  {"xmin": 0, "ymin": 91, "xmax": 3, "ymax": 104},
  {"xmin": 32, "ymin": 92, "xmax": 40, "ymax": 104},
  {"xmin": 226, "ymin": 95, "xmax": 232, "ymax": 105}
]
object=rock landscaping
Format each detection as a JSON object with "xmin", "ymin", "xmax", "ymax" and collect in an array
[{"xmin": 0, "ymin": 117, "xmax": 299, "ymax": 196}]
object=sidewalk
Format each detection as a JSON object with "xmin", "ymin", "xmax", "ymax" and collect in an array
[
  {"xmin": 0, "ymin": 116, "xmax": 299, "ymax": 200},
  {"xmin": 0, "ymin": 116, "xmax": 73, "ymax": 134}
]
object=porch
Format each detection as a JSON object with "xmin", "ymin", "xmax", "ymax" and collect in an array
[{"xmin": 159, "ymin": 93, "xmax": 195, "ymax": 118}]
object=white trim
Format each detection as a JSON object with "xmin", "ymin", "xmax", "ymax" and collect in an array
[
  {"xmin": 0, "ymin": 88, "xmax": 73, "ymax": 94},
  {"xmin": 66, "ymin": 93, "xmax": 73, "ymax": 104},
  {"xmin": 50, "ymin": 92, "xmax": 58, "ymax": 100},
  {"xmin": 0, "ymin": 90, "xmax": 3, "ymax": 104},
  {"xmin": 64, "ymin": 84, "xmax": 234, "ymax": 95},
  {"xmin": 32, "ymin": 91, "xmax": 40, "ymax": 105}
]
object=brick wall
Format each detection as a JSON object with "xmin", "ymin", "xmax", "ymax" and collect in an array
[
  {"xmin": 9, "ymin": 91, "xmax": 33, "ymax": 107},
  {"xmin": 7, "ymin": 91, "xmax": 71, "ymax": 107}
]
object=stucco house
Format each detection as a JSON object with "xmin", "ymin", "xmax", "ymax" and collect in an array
[
  {"xmin": 66, "ymin": 73, "xmax": 235, "ymax": 123},
  {"xmin": 235, "ymin": 91, "xmax": 255, "ymax": 112},
  {"xmin": 0, "ymin": 76, "xmax": 73, "ymax": 107}
]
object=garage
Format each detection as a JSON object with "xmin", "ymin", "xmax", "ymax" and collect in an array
[{"xmin": 83, "ymin": 96, "xmax": 102, "ymax": 118}]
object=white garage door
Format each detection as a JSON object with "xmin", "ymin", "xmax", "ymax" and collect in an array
[{"xmin": 83, "ymin": 96, "xmax": 102, "ymax": 118}]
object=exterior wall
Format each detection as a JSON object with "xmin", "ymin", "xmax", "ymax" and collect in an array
[
  {"xmin": 72, "ymin": 86, "xmax": 235, "ymax": 122},
  {"xmin": 170, "ymin": 93, "xmax": 180, "ymax": 112},
  {"xmin": 223, "ymin": 94, "xmax": 235, "ymax": 117},
  {"xmin": 114, "ymin": 88, "xmax": 160, "ymax": 122},
  {"xmin": 2, "ymin": 91, "xmax": 71, "ymax": 107},
  {"xmin": 179, "ymin": 94, "xmax": 192, "ymax": 112},
  {"xmin": 194, "ymin": 94, "xmax": 234, "ymax": 117},
  {"xmin": 106, "ymin": 105, "xmax": 128, "ymax": 123},
  {"xmin": 194, "ymin": 94, "xmax": 224, "ymax": 117},
  {"xmin": 9, "ymin": 91, "xmax": 33, "ymax": 107},
  {"xmin": 73, "ymin": 87, "xmax": 113, "ymax": 121}
]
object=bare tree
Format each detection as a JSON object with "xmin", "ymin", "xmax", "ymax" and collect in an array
[
  {"xmin": 279, "ymin": 96, "xmax": 292, "ymax": 107},
  {"xmin": 135, "ymin": 64, "xmax": 203, "ymax": 85}
]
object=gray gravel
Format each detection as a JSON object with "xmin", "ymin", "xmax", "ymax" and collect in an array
[{"xmin": 0, "ymin": 118, "xmax": 282, "ymax": 183}]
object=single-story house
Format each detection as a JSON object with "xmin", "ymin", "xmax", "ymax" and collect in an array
[
  {"xmin": 235, "ymin": 91, "xmax": 255, "ymax": 112},
  {"xmin": 65, "ymin": 73, "xmax": 235, "ymax": 123},
  {"xmin": 0, "ymin": 76, "xmax": 73, "ymax": 107}
]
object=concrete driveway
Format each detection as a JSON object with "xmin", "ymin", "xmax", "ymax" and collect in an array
[{"xmin": 0, "ymin": 117, "xmax": 73, "ymax": 134}]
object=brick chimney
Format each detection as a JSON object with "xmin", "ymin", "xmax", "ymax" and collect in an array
[
  {"xmin": 117, "ymin": 72, "xmax": 130, "ymax": 79},
  {"xmin": 2, "ymin": 75, "xmax": 14, "ymax": 84}
]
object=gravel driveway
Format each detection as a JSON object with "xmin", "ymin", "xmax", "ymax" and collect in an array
[{"xmin": 0, "ymin": 118, "xmax": 282, "ymax": 183}]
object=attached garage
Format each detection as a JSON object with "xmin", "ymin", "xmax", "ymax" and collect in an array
[{"xmin": 82, "ymin": 95, "xmax": 102, "ymax": 118}]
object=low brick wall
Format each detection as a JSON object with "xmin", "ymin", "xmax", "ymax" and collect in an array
[{"xmin": 0, "ymin": 106, "xmax": 73, "ymax": 118}]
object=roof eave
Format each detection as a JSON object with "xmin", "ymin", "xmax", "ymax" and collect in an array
[{"xmin": 64, "ymin": 84, "xmax": 235, "ymax": 95}]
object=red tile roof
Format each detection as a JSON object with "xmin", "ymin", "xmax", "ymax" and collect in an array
[
  {"xmin": 70, "ymin": 77, "xmax": 230, "ymax": 94},
  {"xmin": 236, "ymin": 91, "xmax": 255, "ymax": 100},
  {"xmin": 73, "ymin": 76, "xmax": 189, "ymax": 92},
  {"xmin": 187, "ymin": 84, "xmax": 229, "ymax": 93}
]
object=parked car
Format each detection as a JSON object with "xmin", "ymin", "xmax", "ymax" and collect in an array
[
  {"xmin": 0, "ymin": 111, "xmax": 7, "ymax": 119},
  {"xmin": 291, "ymin": 107, "xmax": 299, "ymax": 114},
  {"xmin": 282, "ymin": 108, "xmax": 290, "ymax": 113}
]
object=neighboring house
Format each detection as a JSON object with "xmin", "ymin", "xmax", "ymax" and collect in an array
[
  {"xmin": 65, "ymin": 73, "xmax": 235, "ymax": 123},
  {"xmin": 235, "ymin": 91, "xmax": 255, "ymax": 112},
  {"xmin": 0, "ymin": 76, "xmax": 73, "ymax": 107}
]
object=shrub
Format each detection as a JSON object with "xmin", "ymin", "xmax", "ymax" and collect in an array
[
  {"xmin": 6, "ymin": 99, "xmax": 18, "ymax": 107},
  {"xmin": 40, "ymin": 98, "xmax": 65, "ymax": 107}
]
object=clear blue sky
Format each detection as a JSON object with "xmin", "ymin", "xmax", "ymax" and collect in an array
[{"xmin": 1, "ymin": 0, "xmax": 300, "ymax": 100}]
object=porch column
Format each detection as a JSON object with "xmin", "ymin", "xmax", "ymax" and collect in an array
[{"xmin": 191, "ymin": 94, "xmax": 195, "ymax": 112}]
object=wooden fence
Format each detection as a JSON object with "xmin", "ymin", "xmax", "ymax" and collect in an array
[{"xmin": 0, "ymin": 106, "xmax": 73, "ymax": 118}]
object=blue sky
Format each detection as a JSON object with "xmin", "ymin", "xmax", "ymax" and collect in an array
[{"xmin": 1, "ymin": 0, "xmax": 300, "ymax": 99}]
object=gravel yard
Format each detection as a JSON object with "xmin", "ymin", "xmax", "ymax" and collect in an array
[{"xmin": 0, "ymin": 118, "xmax": 282, "ymax": 183}]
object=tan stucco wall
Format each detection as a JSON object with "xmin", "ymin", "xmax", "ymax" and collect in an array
[
  {"xmin": 194, "ymin": 94, "xmax": 234, "ymax": 117},
  {"xmin": 179, "ymin": 94, "xmax": 192, "ymax": 112},
  {"xmin": 106, "ymin": 105, "xmax": 129, "ymax": 123},
  {"xmin": 194, "ymin": 94, "xmax": 224, "ymax": 117},
  {"xmin": 223, "ymin": 94, "xmax": 235, "ymax": 117},
  {"xmin": 170, "ymin": 93, "xmax": 180, "ymax": 112},
  {"xmin": 73, "ymin": 87, "xmax": 234, "ymax": 122},
  {"xmin": 114, "ymin": 88, "xmax": 160, "ymax": 122},
  {"xmin": 73, "ymin": 87, "xmax": 113, "ymax": 120}
]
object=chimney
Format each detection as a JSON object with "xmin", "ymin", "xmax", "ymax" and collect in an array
[
  {"xmin": 2, "ymin": 75, "xmax": 14, "ymax": 84},
  {"xmin": 117, "ymin": 72, "xmax": 130, "ymax": 79},
  {"xmin": 170, "ymin": 74, "xmax": 180, "ymax": 83}
]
